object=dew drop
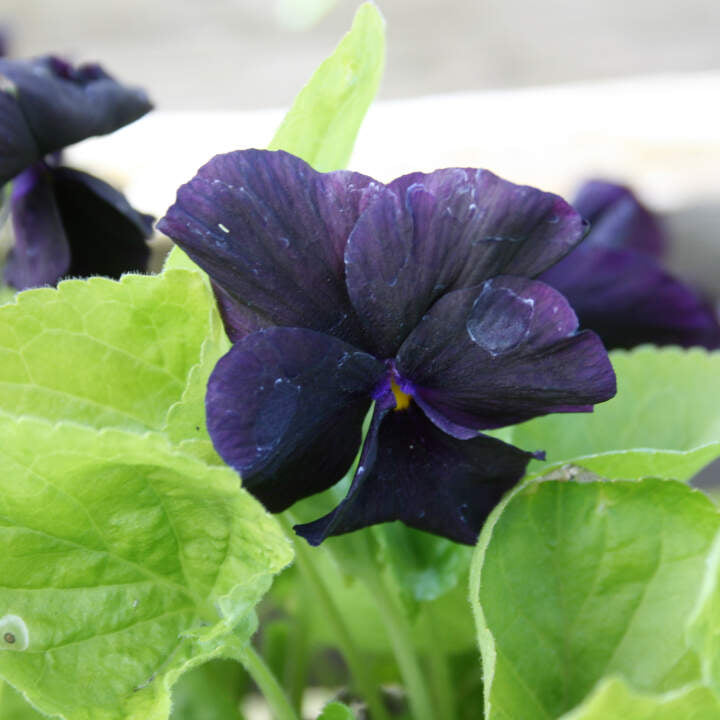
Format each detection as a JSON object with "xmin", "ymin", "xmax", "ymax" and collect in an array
[
  {"xmin": 467, "ymin": 284, "xmax": 534, "ymax": 356},
  {"xmin": 0, "ymin": 615, "xmax": 29, "ymax": 651}
]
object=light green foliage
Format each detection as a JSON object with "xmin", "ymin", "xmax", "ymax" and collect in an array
[
  {"xmin": 268, "ymin": 2, "xmax": 385, "ymax": 171},
  {"xmin": 470, "ymin": 478, "xmax": 720, "ymax": 720},
  {"xmin": 317, "ymin": 701, "xmax": 357, "ymax": 719},
  {"xmin": 560, "ymin": 678, "xmax": 720, "ymax": 719},
  {"xmin": 160, "ymin": 267, "xmax": 230, "ymax": 464},
  {"xmin": 687, "ymin": 532, "xmax": 720, "ymax": 696},
  {"xmin": 0, "ymin": 271, "xmax": 219, "ymax": 433},
  {"xmin": 0, "ymin": 416, "xmax": 292, "ymax": 720},
  {"xmin": 0, "ymin": 268, "xmax": 291, "ymax": 718},
  {"xmin": 0, "ymin": 682, "xmax": 48, "ymax": 719},
  {"xmin": 510, "ymin": 347, "xmax": 720, "ymax": 480}
]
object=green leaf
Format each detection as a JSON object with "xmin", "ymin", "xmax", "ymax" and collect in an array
[
  {"xmin": 687, "ymin": 530, "xmax": 720, "ymax": 696},
  {"xmin": 317, "ymin": 701, "xmax": 357, "ymax": 720},
  {"xmin": 0, "ymin": 681, "xmax": 47, "ymax": 719},
  {"xmin": 0, "ymin": 415, "xmax": 292, "ymax": 720},
  {"xmin": 268, "ymin": 2, "xmax": 385, "ymax": 171},
  {"xmin": 511, "ymin": 347, "xmax": 720, "ymax": 480},
  {"xmin": 373, "ymin": 523, "xmax": 472, "ymax": 605},
  {"xmin": 559, "ymin": 678, "xmax": 720, "ymax": 720},
  {"xmin": 470, "ymin": 477, "xmax": 720, "ymax": 720},
  {"xmin": 0, "ymin": 270, "xmax": 219, "ymax": 434}
]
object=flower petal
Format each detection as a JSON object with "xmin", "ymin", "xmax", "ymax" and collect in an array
[
  {"xmin": 4, "ymin": 164, "xmax": 70, "ymax": 290},
  {"xmin": 51, "ymin": 167, "xmax": 152, "ymax": 280},
  {"xmin": 295, "ymin": 404, "xmax": 535, "ymax": 545},
  {"xmin": 157, "ymin": 149, "xmax": 385, "ymax": 346},
  {"xmin": 0, "ymin": 81, "xmax": 39, "ymax": 185},
  {"xmin": 540, "ymin": 244, "xmax": 720, "ymax": 350},
  {"xmin": 344, "ymin": 167, "xmax": 586, "ymax": 356},
  {"xmin": 0, "ymin": 56, "xmax": 151, "ymax": 183},
  {"xmin": 395, "ymin": 276, "xmax": 616, "ymax": 433},
  {"xmin": 206, "ymin": 326, "xmax": 386, "ymax": 512},
  {"xmin": 573, "ymin": 179, "xmax": 665, "ymax": 256}
]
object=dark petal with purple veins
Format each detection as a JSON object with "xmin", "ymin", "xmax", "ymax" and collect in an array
[
  {"xmin": 0, "ymin": 57, "xmax": 151, "ymax": 183},
  {"xmin": 4, "ymin": 164, "xmax": 70, "ymax": 290},
  {"xmin": 541, "ymin": 244, "xmax": 720, "ymax": 350},
  {"xmin": 51, "ymin": 167, "xmax": 152, "ymax": 280},
  {"xmin": 295, "ymin": 404, "xmax": 535, "ymax": 545},
  {"xmin": 345, "ymin": 167, "xmax": 586, "ymax": 357},
  {"xmin": 206, "ymin": 326, "xmax": 386, "ymax": 512},
  {"xmin": 212, "ymin": 282, "xmax": 270, "ymax": 343},
  {"xmin": 573, "ymin": 180, "xmax": 665, "ymax": 256},
  {"xmin": 157, "ymin": 149, "xmax": 385, "ymax": 347},
  {"xmin": 396, "ymin": 276, "xmax": 616, "ymax": 433}
]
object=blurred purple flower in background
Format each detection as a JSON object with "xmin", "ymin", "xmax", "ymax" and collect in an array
[
  {"xmin": 158, "ymin": 149, "xmax": 616, "ymax": 545},
  {"xmin": 0, "ymin": 56, "xmax": 154, "ymax": 290},
  {"xmin": 540, "ymin": 180, "xmax": 720, "ymax": 350}
]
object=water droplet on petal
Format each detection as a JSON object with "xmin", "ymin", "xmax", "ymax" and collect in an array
[{"xmin": 467, "ymin": 283, "xmax": 534, "ymax": 356}]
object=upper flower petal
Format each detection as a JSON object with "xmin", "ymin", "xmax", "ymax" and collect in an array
[
  {"xmin": 206, "ymin": 326, "xmax": 386, "ymax": 512},
  {"xmin": 395, "ymin": 276, "xmax": 616, "ymax": 433},
  {"xmin": 4, "ymin": 163, "xmax": 70, "ymax": 290},
  {"xmin": 0, "ymin": 56, "xmax": 152, "ymax": 184},
  {"xmin": 540, "ymin": 244, "xmax": 720, "ymax": 350},
  {"xmin": 295, "ymin": 403, "xmax": 536, "ymax": 545},
  {"xmin": 344, "ymin": 167, "xmax": 586, "ymax": 357},
  {"xmin": 51, "ymin": 167, "xmax": 152, "ymax": 281},
  {"xmin": 157, "ymin": 149, "xmax": 386, "ymax": 347},
  {"xmin": 573, "ymin": 179, "xmax": 665, "ymax": 256}
]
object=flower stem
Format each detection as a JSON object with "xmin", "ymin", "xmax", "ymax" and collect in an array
[
  {"xmin": 238, "ymin": 644, "xmax": 300, "ymax": 720},
  {"xmin": 287, "ymin": 522, "xmax": 391, "ymax": 720},
  {"xmin": 349, "ymin": 534, "xmax": 435, "ymax": 720},
  {"xmin": 425, "ymin": 603, "xmax": 456, "ymax": 720}
]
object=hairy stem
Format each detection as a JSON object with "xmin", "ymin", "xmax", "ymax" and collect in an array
[{"xmin": 239, "ymin": 644, "xmax": 300, "ymax": 720}]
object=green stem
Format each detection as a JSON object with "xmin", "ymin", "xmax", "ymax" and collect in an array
[
  {"xmin": 425, "ymin": 604, "xmax": 456, "ymax": 720},
  {"xmin": 289, "ymin": 528, "xmax": 391, "ymax": 720},
  {"xmin": 239, "ymin": 644, "xmax": 300, "ymax": 720},
  {"xmin": 356, "ymin": 551, "xmax": 435, "ymax": 720},
  {"xmin": 285, "ymin": 573, "xmax": 310, "ymax": 712}
]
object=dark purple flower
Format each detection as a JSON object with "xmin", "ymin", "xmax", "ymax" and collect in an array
[
  {"xmin": 540, "ymin": 180, "xmax": 720, "ymax": 350},
  {"xmin": 1, "ymin": 56, "xmax": 154, "ymax": 290},
  {"xmin": 158, "ymin": 150, "xmax": 616, "ymax": 545}
]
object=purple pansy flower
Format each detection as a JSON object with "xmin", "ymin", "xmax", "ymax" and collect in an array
[
  {"xmin": 158, "ymin": 150, "xmax": 616, "ymax": 545},
  {"xmin": 540, "ymin": 180, "xmax": 720, "ymax": 350},
  {"xmin": 0, "ymin": 56, "xmax": 154, "ymax": 290}
]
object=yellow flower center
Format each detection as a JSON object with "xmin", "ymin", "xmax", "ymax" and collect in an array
[{"xmin": 391, "ymin": 377, "xmax": 412, "ymax": 411}]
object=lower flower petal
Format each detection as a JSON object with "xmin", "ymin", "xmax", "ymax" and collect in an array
[
  {"xmin": 295, "ymin": 404, "xmax": 536, "ymax": 545},
  {"xmin": 4, "ymin": 163, "xmax": 70, "ymax": 290},
  {"xmin": 52, "ymin": 167, "xmax": 152, "ymax": 280},
  {"xmin": 540, "ymin": 244, "xmax": 720, "ymax": 350},
  {"xmin": 396, "ymin": 276, "xmax": 616, "ymax": 433},
  {"xmin": 206, "ymin": 327, "xmax": 386, "ymax": 512}
]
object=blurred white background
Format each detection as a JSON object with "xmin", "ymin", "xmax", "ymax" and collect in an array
[{"xmin": 3, "ymin": 0, "xmax": 720, "ymax": 109}]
